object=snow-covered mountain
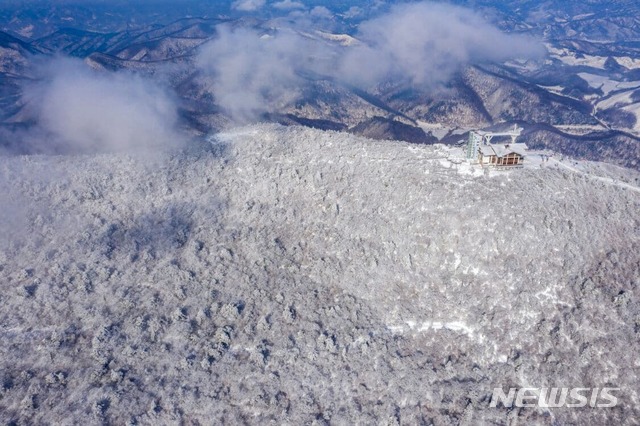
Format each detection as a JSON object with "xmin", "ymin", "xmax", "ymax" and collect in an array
[
  {"xmin": 2, "ymin": 2, "xmax": 640, "ymax": 169},
  {"xmin": 1, "ymin": 125, "xmax": 638, "ymax": 424}
]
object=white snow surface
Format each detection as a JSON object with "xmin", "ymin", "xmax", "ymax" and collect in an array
[
  {"xmin": 314, "ymin": 31, "xmax": 360, "ymax": 46},
  {"xmin": 0, "ymin": 124, "xmax": 639, "ymax": 424},
  {"xmin": 547, "ymin": 45, "xmax": 607, "ymax": 69},
  {"xmin": 578, "ymin": 72, "xmax": 640, "ymax": 96}
]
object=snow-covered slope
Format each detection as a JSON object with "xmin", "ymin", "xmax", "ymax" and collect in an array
[{"xmin": 1, "ymin": 125, "xmax": 639, "ymax": 424}]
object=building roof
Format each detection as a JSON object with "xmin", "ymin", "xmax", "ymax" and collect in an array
[
  {"xmin": 480, "ymin": 143, "xmax": 528, "ymax": 158},
  {"xmin": 479, "ymin": 145, "xmax": 494, "ymax": 156}
]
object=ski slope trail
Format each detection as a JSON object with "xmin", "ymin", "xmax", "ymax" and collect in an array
[{"xmin": 550, "ymin": 157, "xmax": 640, "ymax": 193}]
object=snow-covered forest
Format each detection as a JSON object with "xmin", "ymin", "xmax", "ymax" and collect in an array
[{"xmin": 1, "ymin": 125, "xmax": 639, "ymax": 424}]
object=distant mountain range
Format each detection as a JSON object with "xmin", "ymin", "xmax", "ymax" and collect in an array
[{"xmin": 1, "ymin": 1, "xmax": 640, "ymax": 169}]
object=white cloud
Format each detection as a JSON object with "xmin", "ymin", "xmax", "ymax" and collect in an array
[
  {"xmin": 339, "ymin": 2, "xmax": 544, "ymax": 88},
  {"xmin": 310, "ymin": 6, "xmax": 333, "ymax": 19},
  {"xmin": 272, "ymin": 0, "xmax": 306, "ymax": 11},
  {"xmin": 197, "ymin": 26, "xmax": 332, "ymax": 122},
  {"xmin": 197, "ymin": 1, "xmax": 544, "ymax": 122},
  {"xmin": 21, "ymin": 57, "xmax": 183, "ymax": 153},
  {"xmin": 342, "ymin": 6, "xmax": 363, "ymax": 19},
  {"xmin": 231, "ymin": 0, "xmax": 266, "ymax": 12}
]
